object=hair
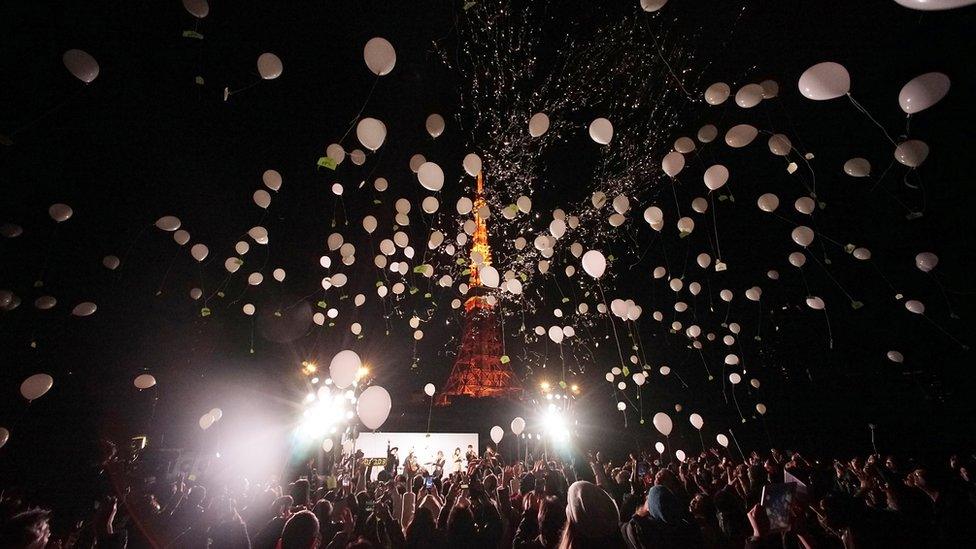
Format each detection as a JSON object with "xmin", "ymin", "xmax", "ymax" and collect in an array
[
  {"xmin": 291, "ymin": 479, "xmax": 311, "ymax": 507},
  {"xmin": 405, "ymin": 506, "xmax": 436, "ymax": 548},
  {"xmin": 447, "ymin": 502, "xmax": 476, "ymax": 545},
  {"xmin": 187, "ymin": 485, "xmax": 207, "ymax": 506},
  {"xmin": 538, "ymin": 496, "xmax": 566, "ymax": 545},
  {"xmin": 0, "ymin": 507, "xmax": 51, "ymax": 549},
  {"xmin": 280, "ymin": 510, "xmax": 320, "ymax": 549}
]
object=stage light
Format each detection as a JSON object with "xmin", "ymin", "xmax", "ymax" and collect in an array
[
  {"xmin": 311, "ymin": 377, "xmax": 319, "ymax": 384},
  {"xmin": 302, "ymin": 361, "xmax": 318, "ymax": 376},
  {"xmin": 571, "ymin": 384, "xmax": 580, "ymax": 393},
  {"xmin": 540, "ymin": 381, "xmax": 551, "ymax": 392},
  {"xmin": 298, "ymin": 394, "xmax": 348, "ymax": 439},
  {"xmin": 543, "ymin": 409, "xmax": 570, "ymax": 441},
  {"xmin": 304, "ymin": 392, "xmax": 316, "ymax": 403},
  {"xmin": 357, "ymin": 366, "xmax": 369, "ymax": 379}
]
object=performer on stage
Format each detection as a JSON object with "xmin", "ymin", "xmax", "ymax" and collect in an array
[
  {"xmin": 465, "ymin": 444, "xmax": 477, "ymax": 464},
  {"xmin": 432, "ymin": 450, "xmax": 445, "ymax": 478},
  {"xmin": 404, "ymin": 449, "xmax": 419, "ymax": 477},
  {"xmin": 385, "ymin": 442, "xmax": 399, "ymax": 476},
  {"xmin": 452, "ymin": 447, "xmax": 462, "ymax": 473}
]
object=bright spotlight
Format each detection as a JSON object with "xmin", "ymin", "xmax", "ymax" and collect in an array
[
  {"xmin": 543, "ymin": 409, "xmax": 570, "ymax": 441},
  {"xmin": 298, "ymin": 393, "xmax": 347, "ymax": 439}
]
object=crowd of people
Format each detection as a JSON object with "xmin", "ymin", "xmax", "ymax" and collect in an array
[{"xmin": 3, "ymin": 439, "xmax": 976, "ymax": 548}]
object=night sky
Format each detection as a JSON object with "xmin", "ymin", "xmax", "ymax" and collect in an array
[{"xmin": 2, "ymin": 0, "xmax": 975, "ymax": 515}]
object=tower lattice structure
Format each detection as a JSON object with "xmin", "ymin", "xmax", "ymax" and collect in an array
[{"xmin": 435, "ymin": 172, "xmax": 522, "ymax": 406}]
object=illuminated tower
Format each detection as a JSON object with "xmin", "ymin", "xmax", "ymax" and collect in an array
[{"xmin": 436, "ymin": 172, "xmax": 522, "ymax": 406}]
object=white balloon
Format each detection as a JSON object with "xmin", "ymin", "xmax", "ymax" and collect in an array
[
  {"xmin": 364, "ymin": 37, "xmax": 396, "ymax": 76},
  {"xmin": 768, "ymin": 134, "xmax": 792, "ymax": 156},
  {"xmin": 893, "ymin": 0, "xmax": 976, "ymax": 11},
  {"xmin": 798, "ymin": 62, "xmax": 850, "ymax": 100},
  {"xmin": 329, "ymin": 350, "xmax": 361, "ymax": 389},
  {"xmin": 915, "ymin": 252, "xmax": 939, "ymax": 273},
  {"xmin": 791, "ymin": 226, "xmax": 815, "ymax": 247},
  {"xmin": 356, "ymin": 117, "xmax": 387, "ymax": 151},
  {"xmin": 640, "ymin": 0, "xmax": 668, "ymax": 11},
  {"xmin": 426, "ymin": 114, "xmax": 446, "ymax": 138},
  {"xmin": 844, "ymin": 158, "xmax": 871, "ymax": 177},
  {"xmin": 905, "ymin": 299, "xmax": 925, "ymax": 314},
  {"xmin": 63, "ymin": 49, "xmax": 99, "ymax": 83},
  {"xmin": 674, "ymin": 137, "xmax": 696, "ymax": 154},
  {"xmin": 322, "ymin": 439, "xmax": 334, "ymax": 452},
  {"xmin": 806, "ymin": 296, "xmax": 826, "ymax": 310},
  {"xmin": 887, "ymin": 350, "xmax": 905, "ymax": 363},
  {"xmin": 697, "ymin": 124, "xmax": 718, "ymax": 143},
  {"xmin": 362, "ymin": 215, "xmax": 377, "ymax": 234},
  {"xmin": 735, "ymin": 84, "xmax": 764, "ymax": 108},
  {"xmin": 424, "ymin": 383, "xmax": 436, "ymax": 397},
  {"xmin": 761, "ymin": 79, "xmax": 780, "ymax": 98},
  {"xmin": 102, "ymin": 255, "xmax": 120, "ymax": 270},
  {"xmin": 581, "ymin": 250, "xmax": 607, "ymax": 279},
  {"xmin": 716, "ymin": 434, "xmax": 729, "ymax": 447},
  {"xmin": 49, "ymin": 203, "xmax": 73, "ymax": 222},
  {"xmin": 190, "ymin": 243, "xmax": 209, "ymax": 262},
  {"xmin": 257, "ymin": 53, "xmax": 283, "ymax": 80},
  {"xmin": 757, "ymin": 193, "xmax": 780, "ymax": 212},
  {"xmin": 652, "ymin": 412, "xmax": 673, "ymax": 437},
  {"xmin": 182, "ymin": 0, "xmax": 210, "ymax": 18},
  {"xmin": 263, "ymin": 169, "xmax": 282, "ymax": 191},
  {"xmin": 677, "ymin": 217, "xmax": 694, "ymax": 235},
  {"xmin": 155, "ymin": 216, "xmax": 181, "ymax": 231},
  {"xmin": 511, "ymin": 416, "xmax": 526, "ymax": 435},
  {"xmin": 417, "ymin": 162, "xmax": 445, "ymax": 191},
  {"xmin": 795, "ymin": 196, "xmax": 816, "ymax": 215},
  {"xmin": 725, "ymin": 124, "xmax": 758, "ymax": 148},
  {"xmin": 644, "ymin": 206, "xmax": 664, "ymax": 231},
  {"xmin": 20, "ymin": 373, "xmax": 54, "ymax": 400},
  {"xmin": 0, "ymin": 427, "xmax": 9, "ymax": 449},
  {"xmin": 253, "ymin": 189, "xmax": 271, "ymax": 209},
  {"xmin": 662, "ymin": 151, "xmax": 685, "ymax": 177},
  {"xmin": 894, "ymin": 140, "xmax": 929, "ymax": 167},
  {"xmin": 548, "ymin": 326, "xmax": 564, "ymax": 344},
  {"xmin": 480, "ymin": 265, "xmax": 500, "ymax": 288},
  {"xmin": 463, "ymin": 153, "xmax": 482, "ymax": 177},
  {"xmin": 756, "ymin": 403, "xmax": 767, "ymax": 415},
  {"xmin": 490, "ymin": 425, "xmax": 504, "ymax": 444},
  {"xmin": 174, "ymin": 230, "xmax": 191, "ymax": 246},
  {"xmin": 690, "ymin": 413, "xmax": 704, "ymax": 430},
  {"xmin": 71, "ymin": 302, "xmax": 97, "ymax": 317},
  {"xmin": 199, "ymin": 413, "xmax": 215, "ymax": 430},
  {"xmin": 703, "ymin": 165, "xmax": 729, "ymax": 190},
  {"xmin": 529, "ymin": 112, "xmax": 550, "ymax": 137},
  {"xmin": 899, "ymin": 72, "xmax": 950, "ymax": 114},
  {"xmin": 589, "ymin": 118, "xmax": 613, "ymax": 144},
  {"xmin": 34, "ymin": 296, "xmax": 57, "ymax": 310},
  {"xmin": 357, "ymin": 385, "xmax": 392, "ymax": 430},
  {"xmin": 704, "ymin": 82, "xmax": 730, "ymax": 105}
]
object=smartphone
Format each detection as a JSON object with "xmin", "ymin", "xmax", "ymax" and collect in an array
[
  {"xmin": 460, "ymin": 484, "xmax": 469, "ymax": 490},
  {"xmin": 637, "ymin": 463, "xmax": 647, "ymax": 477},
  {"xmin": 761, "ymin": 482, "xmax": 796, "ymax": 530},
  {"xmin": 424, "ymin": 476, "xmax": 434, "ymax": 489},
  {"xmin": 342, "ymin": 477, "xmax": 350, "ymax": 487}
]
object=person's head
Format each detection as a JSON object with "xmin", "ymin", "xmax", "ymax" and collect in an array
[
  {"xmin": 437, "ymin": 450, "xmax": 444, "ymax": 459},
  {"xmin": 538, "ymin": 495, "xmax": 566, "ymax": 543},
  {"xmin": 561, "ymin": 481, "xmax": 622, "ymax": 547},
  {"xmin": 273, "ymin": 495, "xmax": 294, "ymax": 516},
  {"xmin": 280, "ymin": 509, "xmax": 320, "ymax": 549},
  {"xmin": 291, "ymin": 479, "xmax": 311, "ymax": 507},
  {"xmin": 467, "ymin": 445, "xmax": 473, "ymax": 451},
  {"xmin": 405, "ymin": 505, "xmax": 436, "ymax": 541},
  {"xmin": 188, "ymin": 485, "xmax": 207, "ymax": 507},
  {"xmin": 0, "ymin": 507, "xmax": 51, "ymax": 549},
  {"xmin": 447, "ymin": 502, "xmax": 476, "ymax": 543},
  {"xmin": 646, "ymin": 485, "xmax": 686, "ymax": 524},
  {"xmin": 520, "ymin": 473, "xmax": 536, "ymax": 495},
  {"xmin": 312, "ymin": 499, "xmax": 333, "ymax": 527},
  {"xmin": 390, "ymin": 447, "xmax": 398, "ymax": 456}
]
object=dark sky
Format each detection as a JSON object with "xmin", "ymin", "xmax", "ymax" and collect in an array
[{"xmin": 1, "ymin": 0, "xmax": 975, "ymax": 513}]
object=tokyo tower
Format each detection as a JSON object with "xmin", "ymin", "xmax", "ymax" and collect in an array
[{"xmin": 435, "ymin": 171, "xmax": 522, "ymax": 406}]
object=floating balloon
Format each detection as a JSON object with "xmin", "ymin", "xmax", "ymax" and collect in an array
[
  {"xmin": 63, "ymin": 49, "xmax": 99, "ymax": 83},
  {"xmin": 1, "ymin": 223, "xmax": 22, "ymax": 238},
  {"xmin": 893, "ymin": 0, "xmax": 976, "ymax": 12},
  {"xmin": 417, "ymin": 162, "xmax": 445, "ymax": 191},
  {"xmin": 424, "ymin": 383, "xmax": 436, "ymax": 397},
  {"xmin": 49, "ymin": 204, "xmax": 73, "ymax": 222},
  {"xmin": 134, "ymin": 374, "xmax": 156, "ymax": 390},
  {"xmin": 20, "ymin": 373, "xmax": 53, "ymax": 401},
  {"xmin": 581, "ymin": 250, "xmax": 607, "ymax": 278},
  {"xmin": 155, "ymin": 216, "xmax": 181, "ymax": 231},
  {"xmin": 716, "ymin": 434, "xmax": 729, "ymax": 447},
  {"xmin": 463, "ymin": 153, "xmax": 482, "ymax": 177},
  {"xmin": 322, "ymin": 439, "xmax": 334, "ymax": 452},
  {"xmin": 653, "ymin": 412, "xmax": 673, "ymax": 437},
  {"xmin": 915, "ymin": 252, "xmax": 939, "ymax": 272},
  {"xmin": 756, "ymin": 403, "xmax": 767, "ymax": 415},
  {"xmin": 356, "ymin": 117, "xmax": 387, "ymax": 151},
  {"xmin": 199, "ymin": 413, "xmax": 215, "ymax": 430},
  {"xmin": 364, "ymin": 37, "xmax": 396, "ymax": 76},
  {"xmin": 806, "ymin": 296, "xmax": 826, "ymax": 310},
  {"xmin": 529, "ymin": 112, "xmax": 550, "ymax": 137},
  {"xmin": 887, "ymin": 350, "xmax": 905, "ymax": 363},
  {"xmin": 905, "ymin": 300, "xmax": 925, "ymax": 314},
  {"xmin": 357, "ymin": 385, "xmax": 392, "ymax": 430},
  {"xmin": 490, "ymin": 425, "xmax": 504, "ymax": 444},
  {"xmin": 190, "ymin": 243, "xmax": 209, "ymax": 262},
  {"xmin": 662, "ymin": 151, "xmax": 685, "ymax": 177},
  {"xmin": 697, "ymin": 124, "xmax": 718, "ymax": 143},
  {"xmin": 674, "ymin": 137, "xmax": 696, "ymax": 153},
  {"xmin": 589, "ymin": 118, "xmax": 613, "ymax": 144},
  {"xmin": 34, "ymin": 296, "xmax": 56, "ymax": 310},
  {"xmin": 257, "ymin": 53, "xmax": 283, "ymax": 79},
  {"xmin": 690, "ymin": 413, "xmax": 704, "ymax": 430},
  {"xmin": 253, "ymin": 189, "xmax": 271, "ymax": 209},
  {"xmin": 735, "ymin": 84, "xmax": 764, "ymax": 108},
  {"xmin": 71, "ymin": 302, "xmax": 97, "ymax": 317},
  {"xmin": 768, "ymin": 134, "xmax": 792, "ymax": 156},
  {"xmin": 329, "ymin": 350, "xmax": 361, "ymax": 389},
  {"xmin": 263, "ymin": 169, "xmax": 282, "ymax": 191},
  {"xmin": 757, "ymin": 193, "xmax": 779, "ymax": 212},
  {"xmin": 548, "ymin": 326, "xmax": 564, "ymax": 344},
  {"xmin": 102, "ymin": 255, "xmax": 120, "ymax": 270},
  {"xmin": 640, "ymin": 0, "xmax": 668, "ymax": 11},
  {"xmin": 899, "ymin": 72, "xmax": 950, "ymax": 114},
  {"xmin": 704, "ymin": 82, "xmax": 730, "ymax": 105},
  {"xmin": 511, "ymin": 416, "xmax": 526, "ymax": 435},
  {"xmin": 644, "ymin": 206, "xmax": 664, "ymax": 231},
  {"xmin": 182, "ymin": 0, "xmax": 210, "ymax": 18},
  {"xmin": 798, "ymin": 62, "xmax": 850, "ymax": 100},
  {"xmin": 894, "ymin": 140, "xmax": 929, "ymax": 167},
  {"xmin": 703, "ymin": 165, "xmax": 729, "ymax": 190},
  {"xmin": 725, "ymin": 124, "xmax": 758, "ymax": 148},
  {"xmin": 795, "ymin": 196, "xmax": 815, "ymax": 215},
  {"xmin": 425, "ymin": 114, "xmax": 445, "ymax": 138},
  {"xmin": 0, "ymin": 427, "xmax": 8, "ymax": 449},
  {"xmin": 791, "ymin": 226, "xmax": 814, "ymax": 247},
  {"xmin": 844, "ymin": 158, "xmax": 871, "ymax": 177},
  {"xmin": 480, "ymin": 265, "xmax": 500, "ymax": 288},
  {"xmin": 760, "ymin": 79, "xmax": 779, "ymax": 98}
]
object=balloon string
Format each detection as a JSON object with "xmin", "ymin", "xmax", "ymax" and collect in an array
[
  {"xmin": 709, "ymin": 193, "xmax": 722, "ymax": 260},
  {"xmin": 806, "ymin": 250, "xmax": 857, "ymax": 304},
  {"xmin": 731, "ymin": 386, "xmax": 745, "ymax": 422},
  {"xmin": 155, "ymin": 246, "xmax": 183, "ymax": 295},
  {"xmin": 7, "ymin": 86, "xmax": 86, "ymax": 138},
  {"xmin": 669, "ymin": 177, "xmax": 683, "ymax": 218},
  {"xmin": 727, "ymin": 428, "xmax": 747, "ymax": 462},
  {"xmin": 846, "ymin": 94, "xmax": 896, "ymax": 145},
  {"xmin": 822, "ymin": 309, "xmax": 834, "ymax": 350},
  {"xmin": 338, "ymin": 75, "xmax": 381, "ymax": 144},
  {"xmin": 597, "ymin": 281, "xmax": 626, "ymax": 370},
  {"xmin": 921, "ymin": 314, "xmax": 969, "ymax": 350},
  {"xmin": 696, "ymin": 348, "xmax": 714, "ymax": 380},
  {"xmin": 927, "ymin": 273, "xmax": 957, "ymax": 319}
]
